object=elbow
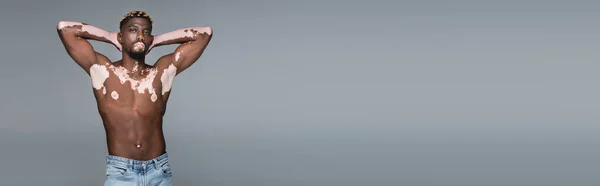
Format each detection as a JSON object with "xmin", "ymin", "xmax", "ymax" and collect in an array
[
  {"xmin": 198, "ymin": 26, "xmax": 212, "ymax": 36},
  {"xmin": 57, "ymin": 21, "xmax": 68, "ymax": 31},
  {"xmin": 57, "ymin": 21, "xmax": 81, "ymax": 31},
  {"xmin": 207, "ymin": 27, "xmax": 213, "ymax": 36},
  {"xmin": 191, "ymin": 27, "xmax": 213, "ymax": 41}
]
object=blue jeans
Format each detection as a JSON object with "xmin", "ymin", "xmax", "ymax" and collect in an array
[{"xmin": 104, "ymin": 152, "xmax": 173, "ymax": 186}]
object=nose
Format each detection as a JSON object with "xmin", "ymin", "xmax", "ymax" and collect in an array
[{"xmin": 136, "ymin": 34, "xmax": 144, "ymax": 42}]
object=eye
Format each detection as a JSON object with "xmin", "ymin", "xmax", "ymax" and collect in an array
[
  {"xmin": 129, "ymin": 28, "xmax": 136, "ymax": 32},
  {"xmin": 144, "ymin": 30, "xmax": 151, "ymax": 35}
]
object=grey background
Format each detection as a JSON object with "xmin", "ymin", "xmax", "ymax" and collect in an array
[{"xmin": 1, "ymin": 0, "xmax": 599, "ymax": 185}]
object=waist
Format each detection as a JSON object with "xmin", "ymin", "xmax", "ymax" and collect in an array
[
  {"xmin": 105, "ymin": 133, "xmax": 166, "ymax": 161},
  {"xmin": 106, "ymin": 152, "xmax": 169, "ymax": 170}
]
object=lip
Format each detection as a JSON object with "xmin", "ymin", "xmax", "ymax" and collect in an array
[{"xmin": 134, "ymin": 42, "xmax": 145, "ymax": 48}]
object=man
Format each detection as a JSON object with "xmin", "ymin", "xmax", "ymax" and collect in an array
[{"xmin": 56, "ymin": 10, "xmax": 212, "ymax": 186}]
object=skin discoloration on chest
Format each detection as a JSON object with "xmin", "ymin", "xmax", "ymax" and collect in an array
[
  {"xmin": 111, "ymin": 90, "xmax": 119, "ymax": 100},
  {"xmin": 100, "ymin": 63, "xmax": 160, "ymax": 102},
  {"xmin": 88, "ymin": 62, "xmax": 177, "ymax": 102},
  {"xmin": 90, "ymin": 64, "xmax": 110, "ymax": 90}
]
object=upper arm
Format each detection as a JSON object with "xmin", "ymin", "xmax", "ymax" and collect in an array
[
  {"xmin": 165, "ymin": 29, "xmax": 213, "ymax": 75},
  {"xmin": 57, "ymin": 22, "xmax": 104, "ymax": 74}
]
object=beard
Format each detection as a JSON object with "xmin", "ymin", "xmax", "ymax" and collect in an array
[
  {"xmin": 128, "ymin": 42, "xmax": 147, "ymax": 59},
  {"xmin": 129, "ymin": 50, "xmax": 146, "ymax": 59}
]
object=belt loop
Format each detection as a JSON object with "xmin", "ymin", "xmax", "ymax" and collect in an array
[{"xmin": 152, "ymin": 159, "xmax": 158, "ymax": 170}]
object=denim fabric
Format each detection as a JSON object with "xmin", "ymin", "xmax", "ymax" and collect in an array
[{"xmin": 104, "ymin": 153, "xmax": 173, "ymax": 186}]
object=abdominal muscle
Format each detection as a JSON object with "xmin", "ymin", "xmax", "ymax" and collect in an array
[{"xmin": 100, "ymin": 107, "xmax": 167, "ymax": 161}]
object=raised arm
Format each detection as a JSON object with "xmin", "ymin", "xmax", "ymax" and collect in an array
[
  {"xmin": 150, "ymin": 26, "xmax": 213, "ymax": 75},
  {"xmin": 56, "ymin": 21, "xmax": 121, "ymax": 73}
]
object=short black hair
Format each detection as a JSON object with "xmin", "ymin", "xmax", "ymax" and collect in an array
[{"xmin": 119, "ymin": 10, "xmax": 153, "ymax": 29}]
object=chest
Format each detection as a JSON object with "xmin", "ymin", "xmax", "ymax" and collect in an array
[{"xmin": 89, "ymin": 64, "xmax": 175, "ymax": 104}]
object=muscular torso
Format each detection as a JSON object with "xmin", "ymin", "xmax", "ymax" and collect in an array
[{"xmin": 90, "ymin": 59, "xmax": 175, "ymax": 160}]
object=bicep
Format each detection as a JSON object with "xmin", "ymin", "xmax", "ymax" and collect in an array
[
  {"xmin": 57, "ymin": 28, "xmax": 100, "ymax": 73},
  {"xmin": 171, "ymin": 33, "xmax": 212, "ymax": 74}
]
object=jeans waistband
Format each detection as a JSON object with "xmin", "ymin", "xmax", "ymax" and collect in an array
[{"xmin": 106, "ymin": 152, "xmax": 169, "ymax": 169}]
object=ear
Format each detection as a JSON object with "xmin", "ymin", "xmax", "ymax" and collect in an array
[{"xmin": 117, "ymin": 32, "xmax": 122, "ymax": 44}]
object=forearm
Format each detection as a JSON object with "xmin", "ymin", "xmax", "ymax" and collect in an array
[
  {"xmin": 152, "ymin": 27, "xmax": 212, "ymax": 47},
  {"xmin": 57, "ymin": 21, "xmax": 116, "ymax": 44}
]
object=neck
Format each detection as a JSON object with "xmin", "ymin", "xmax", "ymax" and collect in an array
[{"xmin": 121, "ymin": 52, "xmax": 146, "ymax": 71}]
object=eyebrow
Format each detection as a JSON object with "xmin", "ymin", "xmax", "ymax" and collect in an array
[{"xmin": 128, "ymin": 24, "xmax": 152, "ymax": 30}]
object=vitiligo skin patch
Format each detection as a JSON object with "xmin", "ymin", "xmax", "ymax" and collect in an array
[
  {"xmin": 175, "ymin": 51, "xmax": 181, "ymax": 62},
  {"xmin": 89, "ymin": 62, "xmax": 164, "ymax": 102},
  {"xmin": 90, "ymin": 64, "xmax": 110, "ymax": 90},
  {"xmin": 109, "ymin": 64, "xmax": 159, "ymax": 102},
  {"xmin": 111, "ymin": 90, "xmax": 119, "ymax": 100},
  {"xmin": 160, "ymin": 64, "xmax": 177, "ymax": 95},
  {"xmin": 57, "ymin": 21, "xmax": 114, "ymax": 44},
  {"xmin": 152, "ymin": 27, "xmax": 212, "ymax": 47},
  {"xmin": 76, "ymin": 25, "xmax": 213, "ymax": 103}
]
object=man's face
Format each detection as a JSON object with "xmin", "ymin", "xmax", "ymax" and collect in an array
[{"xmin": 119, "ymin": 17, "xmax": 153, "ymax": 56}]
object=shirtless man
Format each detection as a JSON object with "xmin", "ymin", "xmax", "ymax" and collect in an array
[{"xmin": 56, "ymin": 10, "xmax": 212, "ymax": 186}]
